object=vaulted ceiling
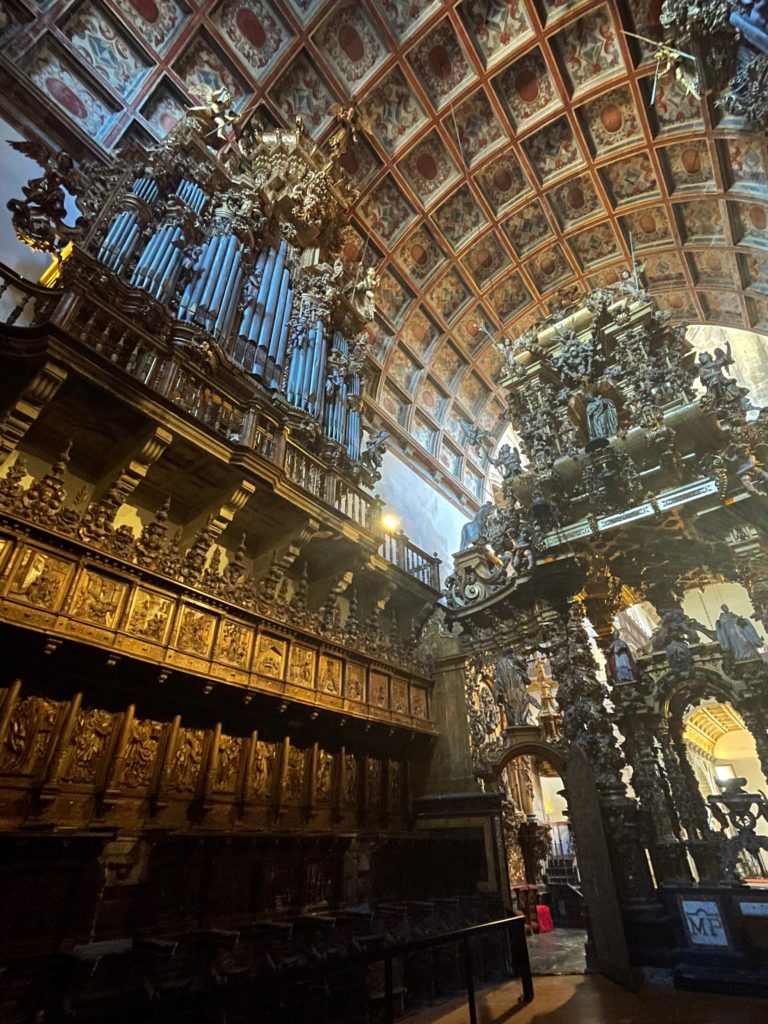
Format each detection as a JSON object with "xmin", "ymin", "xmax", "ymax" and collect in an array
[{"xmin": 1, "ymin": 0, "xmax": 767, "ymax": 509}]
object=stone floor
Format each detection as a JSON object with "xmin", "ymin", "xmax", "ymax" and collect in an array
[
  {"xmin": 526, "ymin": 929, "xmax": 587, "ymax": 976},
  {"xmin": 406, "ymin": 973, "xmax": 768, "ymax": 1024}
]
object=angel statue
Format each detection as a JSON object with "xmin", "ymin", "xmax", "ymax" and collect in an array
[
  {"xmin": 7, "ymin": 140, "xmax": 87, "ymax": 252},
  {"xmin": 461, "ymin": 423, "xmax": 492, "ymax": 451},
  {"xmin": 360, "ymin": 430, "xmax": 389, "ymax": 480},
  {"xmin": 351, "ymin": 265, "xmax": 379, "ymax": 322},
  {"xmin": 490, "ymin": 443, "xmax": 523, "ymax": 479},
  {"xmin": 326, "ymin": 102, "xmax": 373, "ymax": 166},
  {"xmin": 188, "ymin": 86, "xmax": 240, "ymax": 142}
]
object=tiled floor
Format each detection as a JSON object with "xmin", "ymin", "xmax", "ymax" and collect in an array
[
  {"xmin": 527, "ymin": 928, "xmax": 587, "ymax": 976},
  {"xmin": 407, "ymin": 973, "xmax": 768, "ymax": 1023}
]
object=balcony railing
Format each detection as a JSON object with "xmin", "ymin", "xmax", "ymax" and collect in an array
[{"xmin": 379, "ymin": 529, "xmax": 441, "ymax": 590}]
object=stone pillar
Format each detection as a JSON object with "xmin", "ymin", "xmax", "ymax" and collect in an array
[{"xmin": 419, "ymin": 630, "xmax": 481, "ymax": 797}]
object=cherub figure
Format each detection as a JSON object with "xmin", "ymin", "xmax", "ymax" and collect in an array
[
  {"xmin": 326, "ymin": 102, "xmax": 372, "ymax": 165},
  {"xmin": 7, "ymin": 140, "xmax": 87, "ymax": 252},
  {"xmin": 188, "ymin": 86, "xmax": 240, "ymax": 142}
]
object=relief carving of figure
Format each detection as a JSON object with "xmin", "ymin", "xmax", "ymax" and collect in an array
[
  {"xmin": 494, "ymin": 650, "xmax": 540, "ymax": 727},
  {"xmin": 119, "ymin": 720, "xmax": 160, "ymax": 788},
  {"xmin": 253, "ymin": 741, "xmax": 275, "ymax": 796}
]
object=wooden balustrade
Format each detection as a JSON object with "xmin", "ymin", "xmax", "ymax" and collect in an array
[
  {"xmin": 284, "ymin": 442, "xmax": 326, "ymax": 500},
  {"xmin": 0, "ymin": 263, "xmax": 59, "ymax": 327},
  {"xmin": 379, "ymin": 530, "xmax": 441, "ymax": 590},
  {"xmin": 335, "ymin": 479, "xmax": 377, "ymax": 531}
]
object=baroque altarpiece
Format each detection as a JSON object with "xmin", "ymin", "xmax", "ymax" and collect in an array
[{"xmin": 438, "ymin": 275, "xmax": 768, "ymax": 988}]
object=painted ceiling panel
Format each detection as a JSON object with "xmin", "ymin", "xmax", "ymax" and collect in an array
[{"xmin": 2, "ymin": 0, "xmax": 766, "ymax": 509}]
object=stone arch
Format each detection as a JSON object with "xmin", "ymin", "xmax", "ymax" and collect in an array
[{"xmin": 477, "ymin": 727, "xmax": 567, "ymax": 786}]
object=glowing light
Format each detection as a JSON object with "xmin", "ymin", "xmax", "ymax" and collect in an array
[
  {"xmin": 381, "ymin": 513, "xmax": 400, "ymax": 532},
  {"xmin": 38, "ymin": 242, "xmax": 73, "ymax": 287}
]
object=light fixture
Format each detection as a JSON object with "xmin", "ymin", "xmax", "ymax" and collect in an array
[
  {"xmin": 381, "ymin": 512, "xmax": 400, "ymax": 533},
  {"xmin": 715, "ymin": 764, "xmax": 735, "ymax": 781}
]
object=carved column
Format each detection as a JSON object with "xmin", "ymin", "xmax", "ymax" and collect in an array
[
  {"xmin": 552, "ymin": 600, "xmax": 656, "ymax": 906},
  {"xmin": 657, "ymin": 719, "xmax": 720, "ymax": 880}
]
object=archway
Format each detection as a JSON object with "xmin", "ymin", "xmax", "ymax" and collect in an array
[
  {"xmin": 489, "ymin": 739, "xmax": 588, "ymax": 976},
  {"xmin": 684, "ymin": 699, "xmax": 768, "ymax": 881}
]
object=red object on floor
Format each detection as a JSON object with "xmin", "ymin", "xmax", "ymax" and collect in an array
[{"xmin": 536, "ymin": 904, "xmax": 554, "ymax": 932}]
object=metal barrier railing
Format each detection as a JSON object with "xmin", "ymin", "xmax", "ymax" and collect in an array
[{"xmin": 270, "ymin": 914, "xmax": 533, "ymax": 1024}]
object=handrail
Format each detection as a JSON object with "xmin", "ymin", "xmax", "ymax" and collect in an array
[
  {"xmin": 379, "ymin": 529, "xmax": 441, "ymax": 590},
  {"xmin": 269, "ymin": 913, "xmax": 532, "ymax": 1024}
]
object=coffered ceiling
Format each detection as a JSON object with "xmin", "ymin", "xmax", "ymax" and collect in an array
[{"xmin": 2, "ymin": 0, "xmax": 767, "ymax": 509}]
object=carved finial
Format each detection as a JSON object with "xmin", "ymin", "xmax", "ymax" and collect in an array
[
  {"xmin": 52, "ymin": 440, "xmax": 73, "ymax": 477},
  {"xmin": 156, "ymin": 495, "xmax": 171, "ymax": 522},
  {"xmin": 0, "ymin": 455, "xmax": 28, "ymax": 506}
]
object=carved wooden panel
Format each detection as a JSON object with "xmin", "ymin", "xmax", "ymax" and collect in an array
[
  {"xmin": 345, "ymin": 662, "xmax": 366, "ymax": 702},
  {"xmin": 287, "ymin": 645, "xmax": 315, "ymax": 688},
  {"xmin": 411, "ymin": 685, "xmax": 428, "ymax": 720},
  {"xmin": 167, "ymin": 728, "xmax": 206, "ymax": 793},
  {"xmin": 391, "ymin": 676, "xmax": 409, "ymax": 715},
  {"xmin": 216, "ymin": 618, "xmax": 253, "ymax": 668},
  {"xmin": 0, "ymin": 695, "xmax": 59, "ymax": 776},
  {"xmin": 6, "ymin": 546, "xmax": 73, "ymax": 611},
  {"xmin": 370, "ymin": 672, "xmax": 389, "ymax": 710},
  {"xmin": 175, "ymin": 606, "xmax": 216, "ymax": 658},
  {"xmin": 212, "ymin": 735, "xmax": 243, "ymax": 794},
  {"xmin": 283, "ymin": 744, "xmax": 307, "ymax": 804},
  {"xmin": 343, "ymin": 753, "xmax": 360, "ymax": 807},
  {"xmin": 61, "ymin": 708, "xmax": 116, "ymax": 785},
  {"xmin": 251, "ymin": 739, "xmax": 279, "ymax": 800},
  {"xmin": 124, "ymin": 587, "xmax": 174, "ymax": 644},
  {"xmin": 253, "ymin": 633, "xmax": 286, "ymax": 679},
  {"xmin": 314, "ymin": 748, "xmax": 334, "ymax": 804},
  {"xmin": 318, "ymin": 654, "xmax": 342, "ymax": 696},
  {"xmin": 68, "ymin": 569, "xmax": 128, "ymax": 629},
  {"xmin": 115, "ymin": 719, "xmax": 163, "ymax": 791},
  {"xmin": 366, "ymin": 757, "xmax": 382, "ymax": 809}
]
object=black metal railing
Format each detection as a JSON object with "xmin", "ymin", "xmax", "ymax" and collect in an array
[{"xmin": 270, "ymin": 914, "xmax": 533, "ymax": 1024}]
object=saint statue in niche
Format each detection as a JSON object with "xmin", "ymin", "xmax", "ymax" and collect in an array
[
  {"xmin": 493, "ymin": 650, "xmax": 540, "ymax": 727},
  {"xmin": 605, "ymin": 630, "xmax": 638, "ymax": 683},
  {"xmin": 715, "ymin": 604, "xmax": 765, "ymax": 661},
  {"xmin": 586, "ymin": 393, "xmax": 618, "ymax": 441}
]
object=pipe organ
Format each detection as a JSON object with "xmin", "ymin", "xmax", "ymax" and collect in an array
[{"xmin": 84, "ymin": 106, "xmax": 373, "ymax": 469}]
